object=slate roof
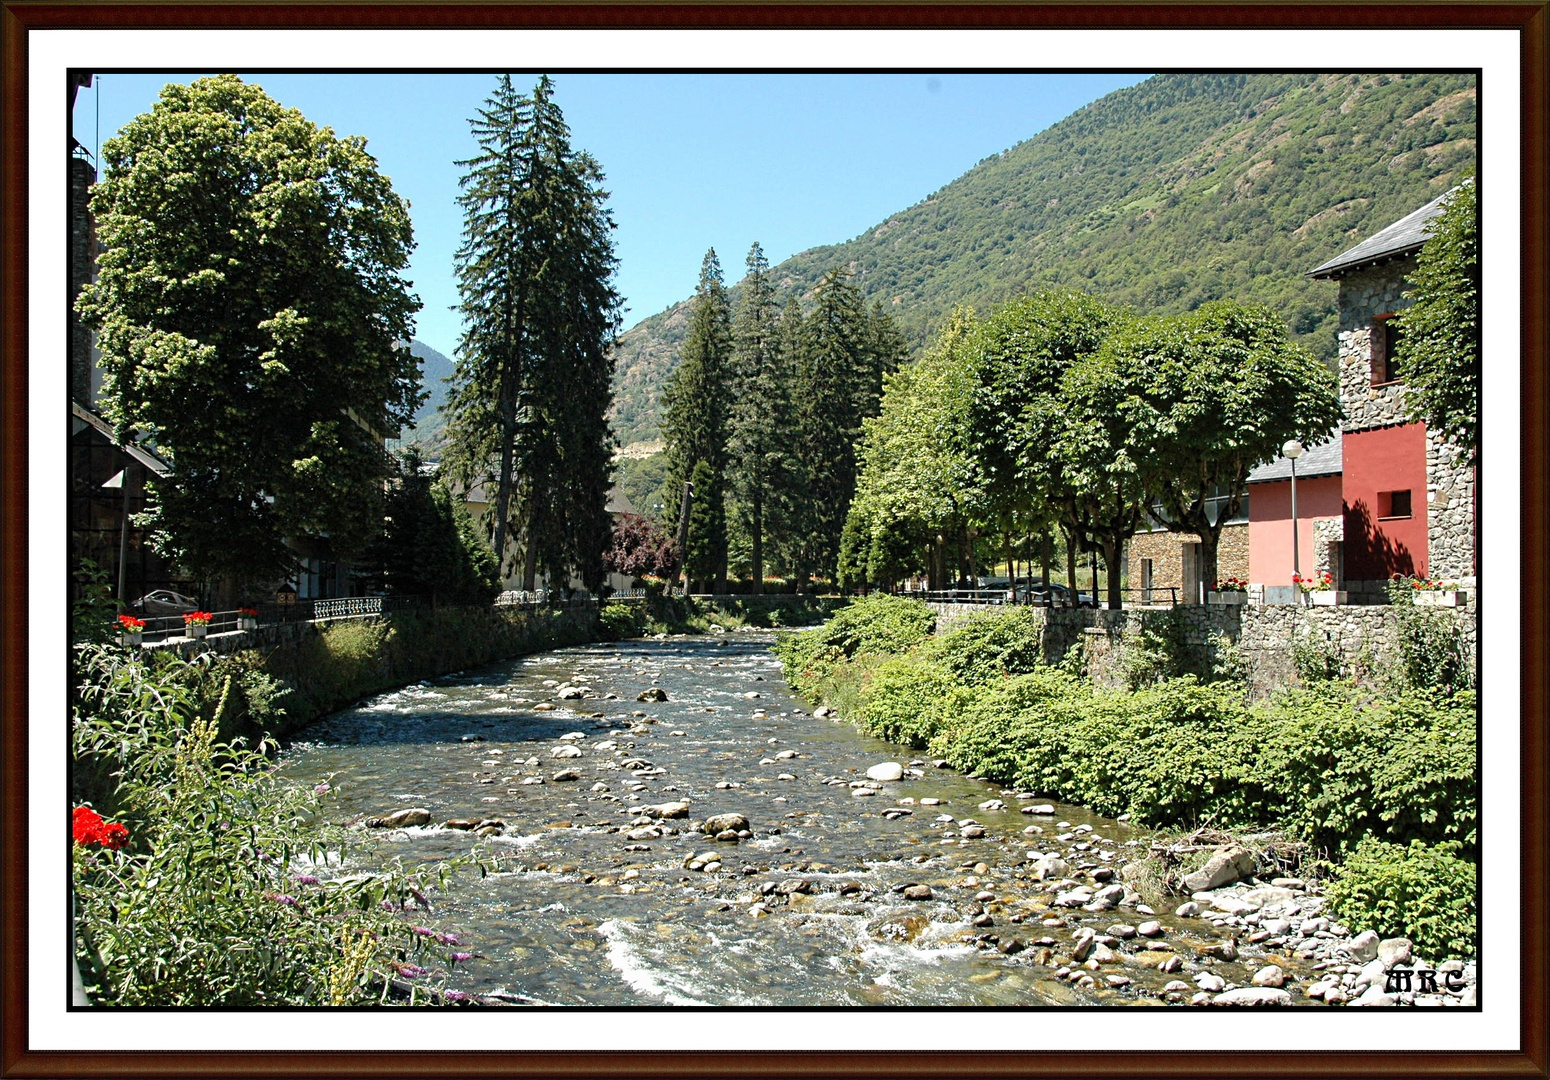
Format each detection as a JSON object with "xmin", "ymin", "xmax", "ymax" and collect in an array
[
  {"xmin": 1306, "ymin": 181, "xmax": 1469, "ymax": 280},
  {"xmin": 1246, "ymin": 429, "xmax": 1343, "ymax": 483}
]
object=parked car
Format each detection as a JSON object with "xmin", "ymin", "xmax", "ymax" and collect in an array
[
  {"xmin": 1016, "ymin": 582, "xmax": 1097, "ymax": 607},
  {"xmin": 131, "ymin": 589, "xmax": 201, "ymax": 615}
]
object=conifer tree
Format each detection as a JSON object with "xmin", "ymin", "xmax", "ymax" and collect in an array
[
  {"xmin": 790, "ymin": 267, "xmax": 901, "ymax": 585},
  {"xmin": 444, "ymin": 75, "xmax": 621, "ymax": 593},
  {"xmin": 660, "ymin": 249, "xmax": 733, "ymax": 592},
  {"xmin": 727, "ymin": 242, "xmax": 790, "ymax": 594}
]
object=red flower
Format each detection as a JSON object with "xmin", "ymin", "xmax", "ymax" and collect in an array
[
  {"xmin": 183, "ymin": 611, "xmax": 213, "ymax": 626},
  {"xmin": 237, "ymin": 607, "xmax": 259, "ymax": 618},
  {"xmin": 72, "ymin": 806, "xmax": 129, "ymax": 850},
  {"xmin": 116, "ymin": 614, "xmax": 145, "ymax": 630}
]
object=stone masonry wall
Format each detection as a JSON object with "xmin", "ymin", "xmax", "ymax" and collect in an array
[
  {"xmin": 1127, "ymin": 524, "xmax": 1250, "ymax": 599},
  {"xmin": 925, "ymin": 599, "xmax": 1475, "ymax": 697},
  {"xmin": 1426, "ymin": 431, "xmax": 1476, "ymax": 581},
  {"xmin": 1337, "ymin": 261, "xmax": 1413, "ymax": 433}
]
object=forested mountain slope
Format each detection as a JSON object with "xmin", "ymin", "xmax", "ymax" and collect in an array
[{"xmin": 608, "ymin": 72, "xmax": 1476, "ymax": 447}]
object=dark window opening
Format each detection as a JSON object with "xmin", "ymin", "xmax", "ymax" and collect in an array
[
  {"xmin": 1372, "ymin": 315, "xmax": 1404, "ymax": 386},
  {"xmin": 1378, "ymin": 489, "xmax": 1412, "ymax": 519}
]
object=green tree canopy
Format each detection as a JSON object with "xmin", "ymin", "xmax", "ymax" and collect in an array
[
  {"xmin": 1094, "ymin": 299, "xmax": 1342, "ymax": 593},
  {"xmin": 444, "ymin": 74, "xmax": 621, "ymax": 593},
  {"xmin": 1396, "ymin": 179, "xmax": 1478, "ymax": 461},
  {"xmin": 842, "ymin": 309, "xmax": 987, "ymax": 589},
  {"xmin": 77, "ymin": 74, "xmax": 423, "ymax": 585},
  {"xmin": 368, "ymin": 449, "xmax": 498, "ymax": 606}
]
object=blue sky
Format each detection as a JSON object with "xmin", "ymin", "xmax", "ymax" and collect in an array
[{"xmin": 72, "ymin": 72, "xmax": 1149, "ymax": 356}]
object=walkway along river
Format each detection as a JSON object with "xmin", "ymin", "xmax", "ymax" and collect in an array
[{"xmin": 280, "ymin": 632, "xmax": 1343, "ymax": 1006}]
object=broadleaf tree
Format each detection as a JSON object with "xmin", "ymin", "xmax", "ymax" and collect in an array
[
  {"xmin": 77, "ymin": 75, "xmax": 423, "ymax": 588},
  {"xmin": 1395, "ymin": 178, "xmax": 1478, "ymax": 461},
  {"xmin": 444, "ymin": 75, "xmax": 621, "ymax": 594},
  {"xmin": 1096, "ymin": 300, "xmax": 1343, "ymax": 595}
]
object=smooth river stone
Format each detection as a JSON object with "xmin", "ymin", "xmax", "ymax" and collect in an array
[{"xmin": 866, "ymin": 762, "xmax": 905, "ymax": 782}]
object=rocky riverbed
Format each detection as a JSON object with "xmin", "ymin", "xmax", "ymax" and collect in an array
[{"xmin": 280, "ymin": 632, "xmax": 1476, "ymax": 1008}]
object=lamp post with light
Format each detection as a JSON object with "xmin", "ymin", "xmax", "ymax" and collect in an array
[{"xmin": 1284, "ymin": 439, "xmax": 1305, "ymax": 605}]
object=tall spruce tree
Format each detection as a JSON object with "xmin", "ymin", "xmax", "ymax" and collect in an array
[
  {"xmin": 660, "ymin": 249, "xmax": 733, "ymax": 592},
  {"xmin": 790, "ymin": 267, "xmax": 901, "ymax": 585},
  {"xmin": 766, "ymin": 296, "xmax": 812, "ymax": 584},
  {"xmin": 727, "ymin": 242, "xmax": 790, "ymax": 594},
  {"xmin": 444, "ymin": 75, "xmax": 621, "ymax": 593}
]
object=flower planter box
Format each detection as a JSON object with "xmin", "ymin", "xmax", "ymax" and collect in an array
[
  {"xmin": 119, "ymin": 631, "xmax": 142, "ymax": 648},
  {"xmin": 186, "ymin": 624, "xmax": 208, "ymax": 639},
  {"xmin": 1308, "ymin": 590, "xmax": 1347, "ymax": 606},
  {"xmin": 1414, "ymin": 590, "xmax": 1468, "ymax": 607},
  {"xmin": 1207, "ymin": 591, "xmax": 1248, "ymax": 606},
  {"xmin": 237, "ymin": 616, "xmax": 259, "ymax": 630}
]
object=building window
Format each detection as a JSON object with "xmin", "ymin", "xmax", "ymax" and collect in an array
[
  {"xmin": 1378, "ymin": 489, "xmax": 1412, "ymax": 520},
  {"xmin": 1372, "ymin": 314, "xmax": 1404, "ymax": 386}
]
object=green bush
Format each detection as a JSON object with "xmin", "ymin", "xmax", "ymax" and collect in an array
[
  {"xmin": 1118, "ymin": 608, "xmax": 1201, "ymax": 689},
  {"xmin": 773, "ymin": 595, "xmax": 935, "ymax": 698},
  {"xmin": 855, "ymin": 658, "xmax": 978, "ymax": 748},
  {"xmin": 72, "ymin": 642, "xmax": 466, "ymax": 1006},
  {"xmin": 919, "ymin": 665, "xmax": 1476, "ymax": 857},
  {"xmin": 1391, "ymin": 605, "xmax": 1473, "ymax": 694},
  {"xmin": 1324, "ymin": 837, "xmax": 1477, "ymax": 958},
  {"xmin": 598, "ymin": 602, "xmax": 645, "ymax": 640},
  {"xmin": 1291, "ymin": 627, "xmax": 1342, "ymax": 682},
  {"xmin": 911, "ymin": 607, "xmax": 1047, "ymax": 686}
]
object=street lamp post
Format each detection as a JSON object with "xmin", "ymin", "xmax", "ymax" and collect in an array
[{"xmin": 1284, "ymin": 439, "xmax": 1305, "ymax": 605}]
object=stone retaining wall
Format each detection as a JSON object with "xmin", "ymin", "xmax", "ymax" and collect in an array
[{"xmin": 926, "ymin": 600, "xmax": 1476, "ymax": 696}]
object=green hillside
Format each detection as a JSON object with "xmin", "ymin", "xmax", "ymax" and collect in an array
[
  {"xmin": 394, "ymin": 338, "xmax": 456, "ymax": 457},
  {"xmin": 608, "ymin": 72, "xmax": 1476, "ymax": 447}
]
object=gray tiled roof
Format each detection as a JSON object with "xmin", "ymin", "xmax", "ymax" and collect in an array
[
  {"xmin": 1246, "ymin": 429, "xmax": 1343, "ymax": 483},
  {"xmin": 1306, "ymin": 181, "xmax": 1469, "ymax": 280}
]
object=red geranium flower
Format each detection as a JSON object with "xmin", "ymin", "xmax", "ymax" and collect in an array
[
  {"xmin": 117, "ymin": 614, "xmax": 145, "ymax": 630},
  {"xmin": 72, "ymin": 806, "xmax": 129, "ymax": 850},
  {"xmin": 183, "ymin": 611, "xmax": 213, "ymax": 626}
]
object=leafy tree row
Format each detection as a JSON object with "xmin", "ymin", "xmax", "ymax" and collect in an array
[
  {"xmin": 843, "ymin": 291, "xmax": 1343, "ymax": 606},
  {"xmin": 657, "ymin": 246, "xmax": 905, "ymax": 592}
]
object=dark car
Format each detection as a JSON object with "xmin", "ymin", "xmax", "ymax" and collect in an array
[{"xmin": 131, "ymin": 589, "xmax": 201, "ymax": 615}]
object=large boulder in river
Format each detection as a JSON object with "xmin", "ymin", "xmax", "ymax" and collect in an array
[
  {"xmin": 702, "ymin": 813, "xmax": 749, "ymax": 835},
  {"xmin": 640, "ymin": 801, "xmax": 690, "ymax": 819},
  {"xmin": 866, "ymin": 762, "xmax": 905, "ymax": 782},
  {"xmin": 1181, "ymin": 845, "xmax": 1258, "ymax": 893},
  {"xmin": 366, "ymin": 808, "xmax": 431, "ymax": 828},
  {"xmin": 637, "ymin": 688, "xmax": 668, "ymax": 702}
]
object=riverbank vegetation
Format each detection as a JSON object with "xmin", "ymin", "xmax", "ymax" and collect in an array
[
  {"xmin": 774, "ymin": 597, "xmax": 1478, "ymax": 955},
  {"xmin": 71, "ymin": 639, "xmax": 468, "ymax": 1006}
]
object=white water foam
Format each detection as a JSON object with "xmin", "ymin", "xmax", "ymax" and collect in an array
[{"xmin": 597, "ymin": 920, "xmax": 712, "ymax": 1006}]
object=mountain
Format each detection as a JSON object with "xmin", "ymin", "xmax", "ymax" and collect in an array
[
  {"xmin": 607, "ymin": 72, "xmax": 1476, "ymax": 448},
  {"xmin": 394, "ymin": 338, "xmax": 456, "ymax": 457}
]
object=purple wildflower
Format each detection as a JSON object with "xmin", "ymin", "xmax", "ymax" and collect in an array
[
  {"xmin": 443, "ymin": 990, "xmax": 470, "ymax": 1003},
  {"xmin": 395, "ymin": 963, "xmax": 427, "ymax": 978},
  {"xmin": 267, "ymin": 893, "xmax": 299, "ymax": 907},
  {"xmin": 410, "ymin": 925, "xmax": 436, "ymax": 938},
  {"xmin": 293, "ymin": 874, "xmax": 321, "ymax": 887},
  {"xmin": 435, "ymin": 932, "xmax": 461, "ymax": 945},
  {"xmin": 450, "ymin": 951, "xmax": 473, "ymax": 964},
  {"xmin": 314, "ymin": 783, "xmax": 331, "ymax": 794}
]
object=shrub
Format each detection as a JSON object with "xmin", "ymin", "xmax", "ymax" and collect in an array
[
  {"xmin": 598, "ymin": 602, "xmax": 645, "ymax": 641},
  {"xmin": 1324, "ymin": 837, "xmax": 1477, "ymax": 959},
  {"xmin": 855, "ymin": 658, "xmax": 978, "ymax": 748},
  {"xmin": 911, "ymin": 607, "xmax": 1047, "ymax": 686},
  {"xmin": 773, "ymin": 595, "xmax": 935, "ymax": 698},
  {"xmin": 1118, "ymin": 608, "xmax": 1200, "ymax": 689},
  {"xmin": 72, "ymin": 642, "xmax": 467, "ymax": 1006},
  {"xmin": 1291, "ymin": 627, "xmax": 1342, "ymax": 682},
  {"xmin": 1391, "ymin": 605, "xmax": 1473, "ymax": 694}
]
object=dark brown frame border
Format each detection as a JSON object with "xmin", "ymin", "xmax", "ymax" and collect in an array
[{"xmin": 3, "ymin": 7, "xmax": 1544, "ymax": 1078}]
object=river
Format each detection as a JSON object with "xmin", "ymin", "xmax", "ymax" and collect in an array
[{"xmin": 280, "ymin": 631, "xmax": 1333, "ymax": 1006}]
